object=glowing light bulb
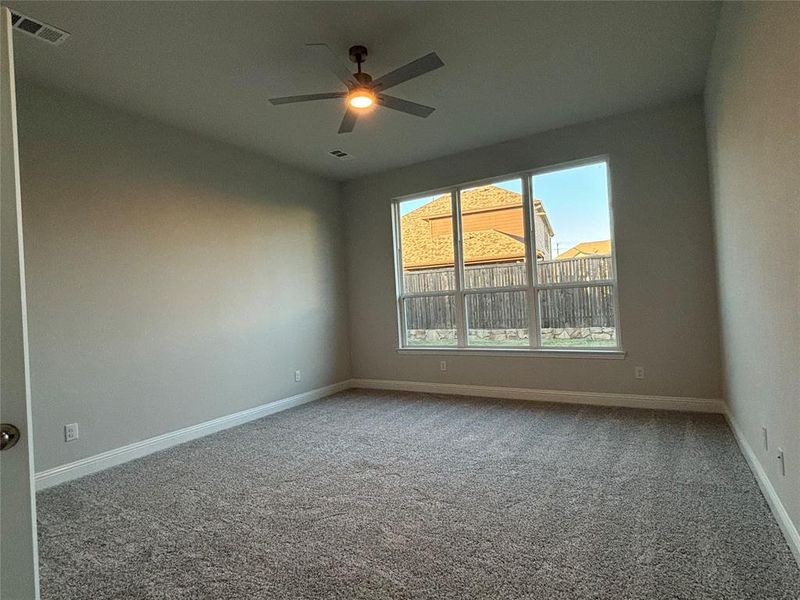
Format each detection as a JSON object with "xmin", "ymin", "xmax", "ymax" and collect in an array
[{"xmin": 348, "ymin": 89, "xmax": 375, "ymax": 109}]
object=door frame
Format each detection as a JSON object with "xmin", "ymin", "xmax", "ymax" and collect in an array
[{"xmin": 0, "ymin": 6, "xmax": 41, "ymax": 598}]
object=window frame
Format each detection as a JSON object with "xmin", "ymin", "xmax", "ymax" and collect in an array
[{"xmin": 392, "ymin": 156, "xmax": 624, "ymax": 358}]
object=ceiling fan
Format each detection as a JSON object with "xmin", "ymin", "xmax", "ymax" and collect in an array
[{"xmin": 269, "ymin": 44, "xmax": 444, "ymax": 134}]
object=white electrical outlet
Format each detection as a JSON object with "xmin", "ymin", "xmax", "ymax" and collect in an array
[
  {"xmin": 634, "ymin": 366, "xmax": 645, "ymax": 379},
  {"xmin": 777, "ymin": 448, "xmax": 785, "ymax": 476},
  {"xmin": 294, "ymin": 370, "xmax": 301, "ymax": 382},
  {"xmin": 762, "ymin": 426, "xmax": 769, "ymax": 451},
  {"xmin": 440, "ymin": 360, "xmax": 447, "ymax": 372},
  {"xmin": 64, "ymin": 423, "xmax": 79, "ymax": 442}
]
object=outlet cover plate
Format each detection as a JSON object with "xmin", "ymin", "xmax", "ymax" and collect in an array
[{"xmin": 64, "ymin": 423, "xmax": 79, "ymax": 442}]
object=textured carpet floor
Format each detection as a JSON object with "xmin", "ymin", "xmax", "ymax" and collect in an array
[{"xmin": 37, "ymin": 390, "xmax": 800, "ymax": 599}]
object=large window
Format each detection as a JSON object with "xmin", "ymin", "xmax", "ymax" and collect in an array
[{"xmin": 393, "ymin": 159, "xmax": 620, "ymax": 352}]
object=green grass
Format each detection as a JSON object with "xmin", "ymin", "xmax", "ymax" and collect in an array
[
  {"xmin": 541, "ymin": 338, "xmax": 617, "ymax": 348},
  {"xmin": 467, "ymin": 338, "xmax": 530, "ymax": 347}
]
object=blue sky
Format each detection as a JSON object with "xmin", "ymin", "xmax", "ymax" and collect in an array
[
  {"xmin": 531, "ymin": 162, "xmax": 611, "ymax": 254},
  {"xmin": 398, "ymin": 195, "xmax": 439, "ymax": 216},
  {"xmin": 399, "ymin": 162, "xmax": 611, "ymax": 255}
]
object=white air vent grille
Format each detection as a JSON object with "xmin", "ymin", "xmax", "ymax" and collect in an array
[
  {"xmin": 329, "ymin": 149, "xmax": 353, "ymax": 160},
  {"xmin": 10, "ymin": 11, "xmax": 70, "ymax": 46}
]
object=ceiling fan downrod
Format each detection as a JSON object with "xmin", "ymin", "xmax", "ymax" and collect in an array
[{"xmin": 349, "ymin": 45, "xmax": 371, "ymax": 86}]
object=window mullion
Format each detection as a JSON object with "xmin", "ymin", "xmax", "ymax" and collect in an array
[
  {"xmin": 400, "ymin": 290, "xmax": 457, "ymax": 300},
  {"xmin": 462, "ymin": 285, "xmax": 529, "ymax": 295},
  {"xmin": 536, "ymin": 280, "xmax": 616, "ymax": 290},
  {"xmin": 391, "ymin": 201, "xmax": 408, "ymax": 348},
  {"xmin": 522, "ymin": 175, "xmax": 540, "ymax": 349},
  {"xmin": 451, "ymin": 189, "xmax": 467, "ymax": 348},
  {"xmin": 605, "ymin": 160, "xmax": 623, "ymax": 350}
]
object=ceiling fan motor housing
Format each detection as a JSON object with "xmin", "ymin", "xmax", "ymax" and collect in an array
[{"xmin": 353, "ymin": 72, "xmax": 373, "ymax": 86}]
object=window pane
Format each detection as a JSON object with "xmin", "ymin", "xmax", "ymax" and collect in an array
[
  {"xmin": 538, "ymin": 286, "xmax": 617, "ymax": 347},
  {"xmin": 403, "ymin": 295, "xmax": 457, "ymax": 346},
  {"xmin": 466, "ymin": 290, "xmax": 529, "ymax": 347},
  {"xmin": 459, "ymin": 179, "xmax": 533, "ymax": 289},
  {"xmin": 532, "ymin": 162, "xmax": 614, "ymax": 284},
  {"xmin": 399, "ymin": 194, "xmax": 455, "ymax": 292}
]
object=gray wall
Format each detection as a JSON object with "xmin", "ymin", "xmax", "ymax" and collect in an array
[
  {"xmin": 344, "ymin": 97, "xmax": 722, "ymax": 399},
  {"xmin": 17, "ymin": 83, "xmax": 350, "ymax": 472},
  {"xmin": 705, "ymin": 3, "xmax": 799, "ymax": 543}
]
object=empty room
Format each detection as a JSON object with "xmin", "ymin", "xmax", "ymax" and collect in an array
[{"xmin": 1, "ymin": 1, "xmax": 798, "ymax": 598}]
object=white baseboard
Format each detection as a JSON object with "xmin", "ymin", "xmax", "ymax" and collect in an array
[
  {"xmin": 35, "ymin": 380, "xmax": 351, "ymax": 491},
  {"xmin": 725, "ymin": 412, "xmax": 800, "ymax": 567},
  {"xmin": 350, "ymin": 378, "xmax": 726, "ymax": 414}
]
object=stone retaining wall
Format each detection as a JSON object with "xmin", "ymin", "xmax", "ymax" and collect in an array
[
  {"xmin": 407, "ymin": 327, "xmax": 616, "ymax": 343},
  {"xmin": 541, "ymin": 327, "xmax": 616, "ymax": 341},
  {"xmin": 407, "ymin": 329, "xmax": 457, "ymax": 344}
]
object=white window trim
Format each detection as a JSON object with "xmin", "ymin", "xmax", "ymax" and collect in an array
[{"xmin": 392, "ymin": 156, "xmax": 623, "ymax": 356}]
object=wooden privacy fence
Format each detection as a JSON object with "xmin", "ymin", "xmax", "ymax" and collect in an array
[
  {"xmin": 537, "ymin": 255, "xmax": 613, "ymax": 285},
  {"xmin": 537, "ymin": 284, "xmax": 615, "ymax": 329},
  {"xmin": 403, "ymin": 255, "xmax": 615, "ymax": 329}
]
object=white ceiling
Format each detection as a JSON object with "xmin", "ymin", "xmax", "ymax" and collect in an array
[{"xmin": 6, "ymin": 1, "xmax": 721, "ymax": 181}]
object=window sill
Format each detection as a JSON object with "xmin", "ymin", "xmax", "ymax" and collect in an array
[{"xmin": 396, "ymin": 347, "xmax": 626, "ymax": 359}]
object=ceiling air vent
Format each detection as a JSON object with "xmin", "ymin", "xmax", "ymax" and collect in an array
[
  {"xmin": 10, "ymin": 11, "xmax": 70, "ymax": 46},
  {"xmin": 329, "ymin": 149, "xmax": 353, "ymax": 160}
]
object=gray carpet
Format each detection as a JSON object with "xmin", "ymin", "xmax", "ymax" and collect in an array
[{"xmin": 37, "ymin": 389, "xmax": 800, "ymax": 599}]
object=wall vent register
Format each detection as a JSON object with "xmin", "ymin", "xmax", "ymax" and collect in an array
[
  {"xmin": 9, "ymin": 11, "xmax": 70, "ymax": 46},
  {"xmin": 329, "ymin": 149, "xmax": 353, "ymax": 160}
]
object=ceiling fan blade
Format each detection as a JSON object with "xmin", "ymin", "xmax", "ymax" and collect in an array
[
  {"xmin": 268, "ymin": 92, "xmax": 346, "ymax": 105},
  {"xmin": 377, "ymin": 94, "xmax": 436, "ymax": 118},
  {"xmin": 372, "ymin": 52, "xmax": 444, "ymax": 92},
  {"xmin": 306, "ymin": 43, "xmax": 357, "ymax": 86},
  {"xmin": 338, "ymin": 109, "xmax": 358, "ymax": 134}
]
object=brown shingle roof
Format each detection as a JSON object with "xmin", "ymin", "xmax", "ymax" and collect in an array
[
  {"xmin": 401, "ymin": 186, "xmax": 530, "ymax": 270},
  {"xmin": 556, "ymin": 240, "xmax": 612, "ymax": 259}
]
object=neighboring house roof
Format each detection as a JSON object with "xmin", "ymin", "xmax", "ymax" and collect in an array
[
  {"xmin": 556, "ymin": 240, "xmax": 612, "ymax": 259},
  {"xmin": 401, "ymin": 186, "xmax": 552, "ymax": 270}
]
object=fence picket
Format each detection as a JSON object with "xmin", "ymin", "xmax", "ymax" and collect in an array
[{"xmin": 404, "ymin": 256, "xmax": 614, "ymax": 329}]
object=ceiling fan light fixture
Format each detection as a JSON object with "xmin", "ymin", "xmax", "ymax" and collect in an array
[
  {"xmin": 268, "ymin": 44, "xmax": 444, "ymax": 133},
  {"xmin": 348, "ymin": 88, "xmax": 376, "ymax": 109}
]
